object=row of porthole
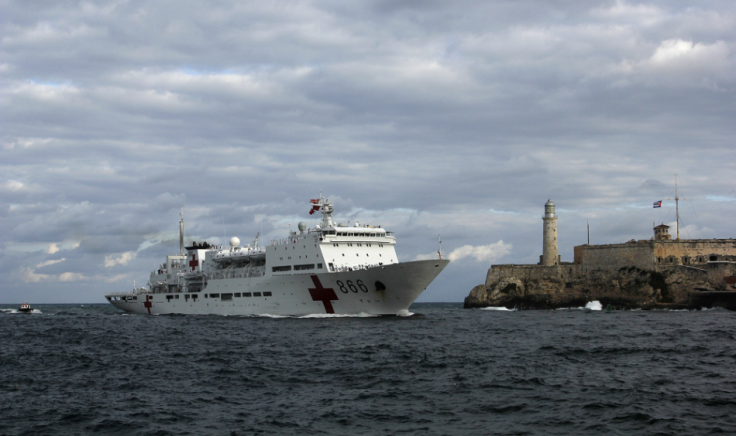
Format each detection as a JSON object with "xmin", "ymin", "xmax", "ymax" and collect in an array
[
  {"xmin": 279, "ymin": 253, "xmax": 319, "ymax": 261},
  {"xmin": 277, "ymin": 244, "xmax": 319, "ymax": 250}
]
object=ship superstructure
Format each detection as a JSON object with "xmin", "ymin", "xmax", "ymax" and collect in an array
[{"xmin": 106, "ymin": 196, "xmax": 449, "ymax": 316}]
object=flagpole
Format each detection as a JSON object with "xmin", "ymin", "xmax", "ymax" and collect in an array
[{"xmin": 675, "ymin": 175, "xmax": 680, "ymax": 240}]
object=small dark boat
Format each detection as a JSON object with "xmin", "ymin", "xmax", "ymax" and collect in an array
[{"xmin": 18, "ymin": 302, "xmax": 33, "ymax": 313}]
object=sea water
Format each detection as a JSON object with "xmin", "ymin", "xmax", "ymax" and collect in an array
[{"xmin": 1, "ymin": 303, "xmax": 735, "ymax": 435}]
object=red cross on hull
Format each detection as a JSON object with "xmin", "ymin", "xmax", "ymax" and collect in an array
[
  {"xmin": 144, "ymin": 294, "xmax": 153, "ymax": 314},
  {"xmin": 308, "ymin": 275, "xmax": 338, "ymax": 314}
]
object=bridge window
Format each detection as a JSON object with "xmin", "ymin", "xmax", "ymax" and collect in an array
[
  {"xmin": 272, "ymin": 266, "xmax": 292, "ymax": 272},
  {"xmin": 243, "ymin": 293, "xmax": 252, "ymax": 297},
  {"xmin": 264, "ymin": 292, "xmax": 272, "ymax": 297},
  {"xmin": 295, "ymin": 264, "xmax": 315, "ymax": 271},
  {"xmin": 254, "ymin": 292, "xmax": 262, "ymax": 297},
  {"xmin": 221, "ymin": 293, "xmax": 233, "ymax": 301}
]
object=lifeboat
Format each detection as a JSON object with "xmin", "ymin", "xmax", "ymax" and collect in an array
[
  {"xmin": 211, "ymin": 248, "xmax": 266, "ymax": 262},
  {"xmin": 18, "ymin": 302, "xmax": 33, "ymax": 313}
]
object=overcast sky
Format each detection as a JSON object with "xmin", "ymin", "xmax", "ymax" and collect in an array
[{"xmin": 2, "ymin": 0, "xmax": 735, "ymax": 304}]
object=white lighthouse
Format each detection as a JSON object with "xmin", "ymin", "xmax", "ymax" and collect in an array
[{"xmin": 542, "ymin": 199, "xmax": 559, "ymax": 266}]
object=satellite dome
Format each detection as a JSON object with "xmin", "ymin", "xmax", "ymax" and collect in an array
[
  {"xmin": 229, "ymin": 237, "xmax": 240, "ymax": 247},
  {"xmin": 298, "ymin": 222, "xmax": 307, "ymax": 231}
]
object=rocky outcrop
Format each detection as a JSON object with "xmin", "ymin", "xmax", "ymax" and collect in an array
[{"xmin": 465, "ymin": 263, "xmax": 736, "ymax": 310}]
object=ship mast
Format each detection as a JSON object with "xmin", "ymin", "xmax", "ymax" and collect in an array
[
  {"xmin": 319, "ymin": 194, "xmax": 334, "ymax": 228},
  {"xmin": 179, "ymin": 206, "xmax": 184, "ymax": 255}
]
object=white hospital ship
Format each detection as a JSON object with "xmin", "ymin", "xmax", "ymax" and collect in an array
[{"xmin": 105, "ymin": 197, "xmax": 449, "ymax": 316}]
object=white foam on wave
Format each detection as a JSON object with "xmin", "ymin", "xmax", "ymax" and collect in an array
[
  {"xmin": 555, "ymin": 300, "xmax": 602, "ymax": 311},
  {"xmin": 300, "ymin": 312, "xmax": 380, "ymax": 318},
  {"xmin": 480, "ymin": 306, "xmax": 516, "ymax": 311},
  {"xmin": 250, "ymin": 313, "xmax": 290, "ymax": 318},
  {"xmin": 2, "ymin": 308, "xmax": 42, "ymax": 314}
]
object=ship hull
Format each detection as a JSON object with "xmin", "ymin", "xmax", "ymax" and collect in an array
[{"xmin": 106, "ymin": 259, "xmax": 448, "ymax": 316}]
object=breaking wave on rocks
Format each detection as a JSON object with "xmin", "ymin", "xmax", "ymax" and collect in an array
[{"xmin": 480, "ymin": 306, "xmax": 517, "ymax": 311}]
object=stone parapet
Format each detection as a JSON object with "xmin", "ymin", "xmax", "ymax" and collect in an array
[{"xmin": 574, "ymin": 239, "xmax": 736, "ymax": 270}]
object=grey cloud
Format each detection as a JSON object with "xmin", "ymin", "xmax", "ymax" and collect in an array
[{"xmin": 2, "ymin": 0, "xmax": 734, "ymax": 302}]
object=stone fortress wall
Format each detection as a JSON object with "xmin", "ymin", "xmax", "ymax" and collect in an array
[{"xmin": 573, "ymin": 239, "xmax": 736, "ymax": 271}]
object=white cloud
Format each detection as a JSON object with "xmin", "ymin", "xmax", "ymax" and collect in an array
[
  {"xmin": 59, "ymin": 272, "xmax": 86, "ymax": 282},
  {"xmin": 37, "ymin": 258, "xmax": 64, "ymax": 268},
  {"xmin": 415, "ymin": 241, "xmax": 512, "ymax": 263},
  {"xmin": 649, "ymin": 39, "xmax": 729, "ymax": 65},
  {"xmin": 591, "ymin": 0, "xmax": 663, "ymax": 22},
  {"xmin": 104, "ymin": 251, "xmax": 136, "ymax": 268},
  {"xmin": 20, "ymin": 267, "xmax": 49, "ymax": 283}
]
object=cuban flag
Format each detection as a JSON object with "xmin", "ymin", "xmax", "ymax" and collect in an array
[{"xmin": 653, "ymin": 200, "xmax": 662, "ymax": 208}]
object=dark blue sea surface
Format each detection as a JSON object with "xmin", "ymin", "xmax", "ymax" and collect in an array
[{"xmin": 1, "ymin": 303, "xmax": 735, "ymax": 435}]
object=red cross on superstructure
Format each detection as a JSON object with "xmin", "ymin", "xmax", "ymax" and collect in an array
[
  {"xmin": 144, "ymin": 294, "xmax": 153, "ymax": 314},
  {"xmin": 189, "ymin": 254, "xmax": 199, "ymax": 271},
  {"xmin": 308, "ymin": 275, "xmax": 338, "ymax": 314}
]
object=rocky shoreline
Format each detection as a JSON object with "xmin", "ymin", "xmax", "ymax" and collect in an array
[{"xmin": 464, "ymin": 264, "xmax": 736, "ymax": 311}]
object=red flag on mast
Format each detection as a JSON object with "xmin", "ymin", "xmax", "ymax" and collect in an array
[{"xmin": 309, "ymin": 198, "xmax": 321, "ymax": 214}]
